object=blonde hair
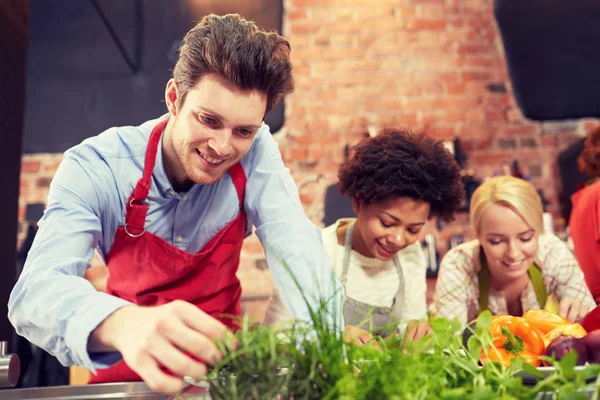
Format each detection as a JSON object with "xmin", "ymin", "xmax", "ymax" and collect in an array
[{"xmin": 470, "ymin": 176, "xmax": 544, "ymax": 234}]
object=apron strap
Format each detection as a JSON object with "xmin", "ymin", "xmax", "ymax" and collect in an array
[
  {"xmin": 478, "ymin": 249, "xmax": 491, "ymax": 312},
  {"xmin": 124, "ymin": 117, "xmax": 168, "ymax": 235},
  {"xmin": 228, "ymin": 163, "xmax": 246, "ymax": 210},
  {"xmin": 478, "ymin": 248, "xmax": 548, "ymax": 312},
  {"xmin": 528, "ymin": 263, "xmax": 547, "ymax": 308}
]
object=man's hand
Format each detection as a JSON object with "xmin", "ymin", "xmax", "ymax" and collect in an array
[
  {"xmin": 90, "ymin": 300, "xmax": 232, "ymax": 393},
  {"xmin": 558, "ymin": 298, "xmax": 590, "ymax": 323}
]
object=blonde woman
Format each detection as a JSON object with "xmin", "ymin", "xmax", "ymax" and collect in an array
[{"xmin": 433, "ymin": 176, "xmax": 595, "ymax": 327}]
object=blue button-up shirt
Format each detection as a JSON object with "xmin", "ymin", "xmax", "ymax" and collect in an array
[{"xmin": 8, "ymin": 115, "xmax": 343, "ymax": 372}]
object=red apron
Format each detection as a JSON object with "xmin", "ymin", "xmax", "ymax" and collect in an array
[{"xmin": 89, "ymin": 118, "xmax": 246, "ymax": 383}]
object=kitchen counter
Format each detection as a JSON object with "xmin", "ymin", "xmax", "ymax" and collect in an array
[
  {"xmin": 0, "ymin": 382, "xmax": 209, "ymax": 400},
  {"xmin": 2, "ymin": 381, "xmax": 596, "ymax": 399}
]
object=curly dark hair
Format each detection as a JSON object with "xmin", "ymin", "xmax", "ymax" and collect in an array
[
  {"xmin": 578, "ymin": 126, "xmax": 600, "ymax": 179},
  {"xmin": 337, "ymin": 129, "xmax": 465, "ymax": 221}
]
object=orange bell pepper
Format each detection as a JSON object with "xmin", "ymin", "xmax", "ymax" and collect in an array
[
  {"xmin": 522, "ymin": 309, "xmax": 569, "ymax": 335},
  {"xmin": 481, "ymin": 316, "xmax": 545, "ymax": 367}
]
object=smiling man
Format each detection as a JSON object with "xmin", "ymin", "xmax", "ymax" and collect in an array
[{"xmin": 8, "ymin": 14, "xmax": 342, "ymax": 394}]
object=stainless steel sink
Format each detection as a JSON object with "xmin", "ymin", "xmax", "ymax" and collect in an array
[{"xmin": 0, "ymin": 382, "xmax": 209, "ymax": 400}]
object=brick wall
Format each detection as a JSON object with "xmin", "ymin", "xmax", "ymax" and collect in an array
[{"xmin": 17, "ymin": 0, "xmax": 600, "ymax": 321}]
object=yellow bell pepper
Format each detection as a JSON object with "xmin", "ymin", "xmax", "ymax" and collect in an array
[
  {"xmin": 542, "ymin": 323, "xmax": 587, "ymax": 347},
  {"xmin": 522, "ymin": 309, "xmax": 569, "ymax": 335}
]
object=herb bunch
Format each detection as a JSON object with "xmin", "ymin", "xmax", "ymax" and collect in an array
[{"xmin": 197, "ymin": 297, "xmax": 600, "ymax": 400}]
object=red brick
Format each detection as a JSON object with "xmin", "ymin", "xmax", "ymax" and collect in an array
[
  {"xmin": 329, "ymin": 34, "xmax": 354, "ymax": 47},
  {"xmin": 457, "ymin": 45, "xmax": 492, "ymax": 56},
  {"xmin": 438, "ymin": 72, "xmax": 461, "ymax": 84},
  {"xmin": 443, "ymin": 97, "xmax": 483, "ymax": 110},
  {"xmin": 403, "ymin": 98, "xmax": 442, "ymax": 110},
  {"xmin": 286, "ymin": 10, "xmax": 307, "ymax": 20},
  {"xmin": 460, "ymin": 136, "xmax": 494, "ymax": 152},
  {"xmin": 397, "ymin": 113, "xmax": 420, "ymax": 126},
  {"xmin": 324, "ymin": 47, "xmax": 365, "ymax": 60},
  {"xmin": 307, "ymin": 145, "xmax": 332, "ymax": 161},
  {"xmin": 243, "ymin": 237, "xmax": 264, "ymax": 254},
  {"xmin": 427, "ymin": 126, "xmax": 455, "ymax": 139},
  {"xmin": 464, "ymin": 57, "xmax": 506, "ymax": 69},
  {"xmin": 483, "ymin": 94, "xmax": 512, "ymax": 108},
  {"xmin": 416, "ymin": 4, "xmax": 446, "ymax": 18},
  {"xmin": 290, "ymin": 23, "xmax": 321, "ymax": 35},
  {"xmin": 326, "ymin": 21, "xmax": 365, "ymax": 34},
  {"xmin": 291, "ymin": 47, "xmax": 322, "ymax": 61},
  {"xmin": 395, "ymin": 7, "xmax": 416, "ymax": 18},
  {"xmin": 362, "ymin": 18, "xmax": 400, "ymax": 32},
  {"xmin": 485, "ymin": 111, "xmax": 507, "ymax": 123},
  {"xmin": 446, "ymin": 83, "xmax": 465, "ymax": 95},
  {"xmin": 446, "ymin": 16, "xmax": 465, "ymax": 28},
  {"xmin": 468, "ymin": 151, "xmax": 513, "ymax": 166},
  {"xmin": 288, "ymin": 36, "xmax": 310, "ymax": 50},
  {"xmin": 293, "ymin": 64, "xmax": 310, "ymax": 76},
  {"xmin": 465, "ymin": 108, "xmax": 486, "ymax": 123},
  {"xmin": 501, "ymin": 124, "xmax": 541, "ymax": 136},
  {"xmin": 290, "ymin": 0, "xmax": 317, "ymax": 7},
  {"xmin": 415, "ymin": 0, "xmax": 446, "ymax": 4},
  {"xmin": 291, "ymin": 106, "xmax": 306, "ymax": 119},
  {"xmin": 294, "ymin": 133, "xmax": 319, "ymax": 146},
  {"xmin": 445, "ymin": 112, "xmax": 464, "ymax": 123},
  {"xmin": 289, "ymin": 147, "xmax": 309, "ymax": 160},
  {"xmin": 356, "ymin": 5, "xmax": 395, "ymax": 19},
  {"xmin": 405, "ymin": 18, "xmax": 446, "ymax": 31},
  {"xmin": 540, "ymin": 135, "xmax": 558, "ymax": 147},
  {"xmin": 21, "ymin": 161, "xmax": 41, "ymax": 174},
  {"xmin": 423, "ymin": 83, "xmax": 445, "ymax": 96},
  {"xmin": 364, "ymin": 100, "xmax": 404, "ymax": 113},
  {"xmin": 43, "ymin": 161, "xmax": 62, "ymax": 173},
  {"xmin": 462, "ymin": 71, "xmax": 494, "ymax": 81}
]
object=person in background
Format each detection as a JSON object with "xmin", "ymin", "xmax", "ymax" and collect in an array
[
  {"xmin": 434, "ymin": 176, "xmax": 595, "ymax": 327},
  {"xmin": 264, "ymin": 129, "xmax": 465, "ymax": 343},
  {"xmin": 569, "ymin": 126, "xmax": 600, "ymax": 304},
  {"xmin": 8, "ymin": 14, "xmax": 343, "ymax": 394}
]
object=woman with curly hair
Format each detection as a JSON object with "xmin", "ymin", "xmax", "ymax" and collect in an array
[
  {"xmin": 434, "ymin": 176, "xmax": 595, "ymax": 327},
  {"xmin": 569, "ymin": 126, "xmax": 600, "ymax": 304},
  {"xmin": 263, "ymin": 129, "xmax": 465, "ymax": 343}
]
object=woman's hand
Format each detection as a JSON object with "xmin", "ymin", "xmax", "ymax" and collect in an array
[
  {"xmin": 403, "ymin": 319, "xmax": 432, "ymax": 342},
  {"xmin": 344, "ymin": 325, "xmax": 374, "ymax": 346},
  {"xmin": 558, "ymin": 298, "xmax": 591, "ymax": 323}
]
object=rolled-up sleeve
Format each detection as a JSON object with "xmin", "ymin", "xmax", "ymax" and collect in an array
[
  {"xmin": 8, "ymin": 156, "xmax": 132, "ymax": 372},
  {"xmin": 243, "ymin": 127, "xmax": 344, "ymax": 329}
]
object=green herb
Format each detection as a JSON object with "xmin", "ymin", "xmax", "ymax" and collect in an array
[{"xmin": 185, "ymin": 265, "xmax": 600, "ymax": 399}]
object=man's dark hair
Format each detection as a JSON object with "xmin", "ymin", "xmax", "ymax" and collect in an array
[
  {"xmin": 173, "ymin": 13, "xmax": 294, "ymax": 114},
  {"xmin": 338, "ymin": 129, "xmax": 465, "ymax": 221},
  {"xmin": 578, "ymin": 126, "xmax": 600, "ymax": 179}
]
